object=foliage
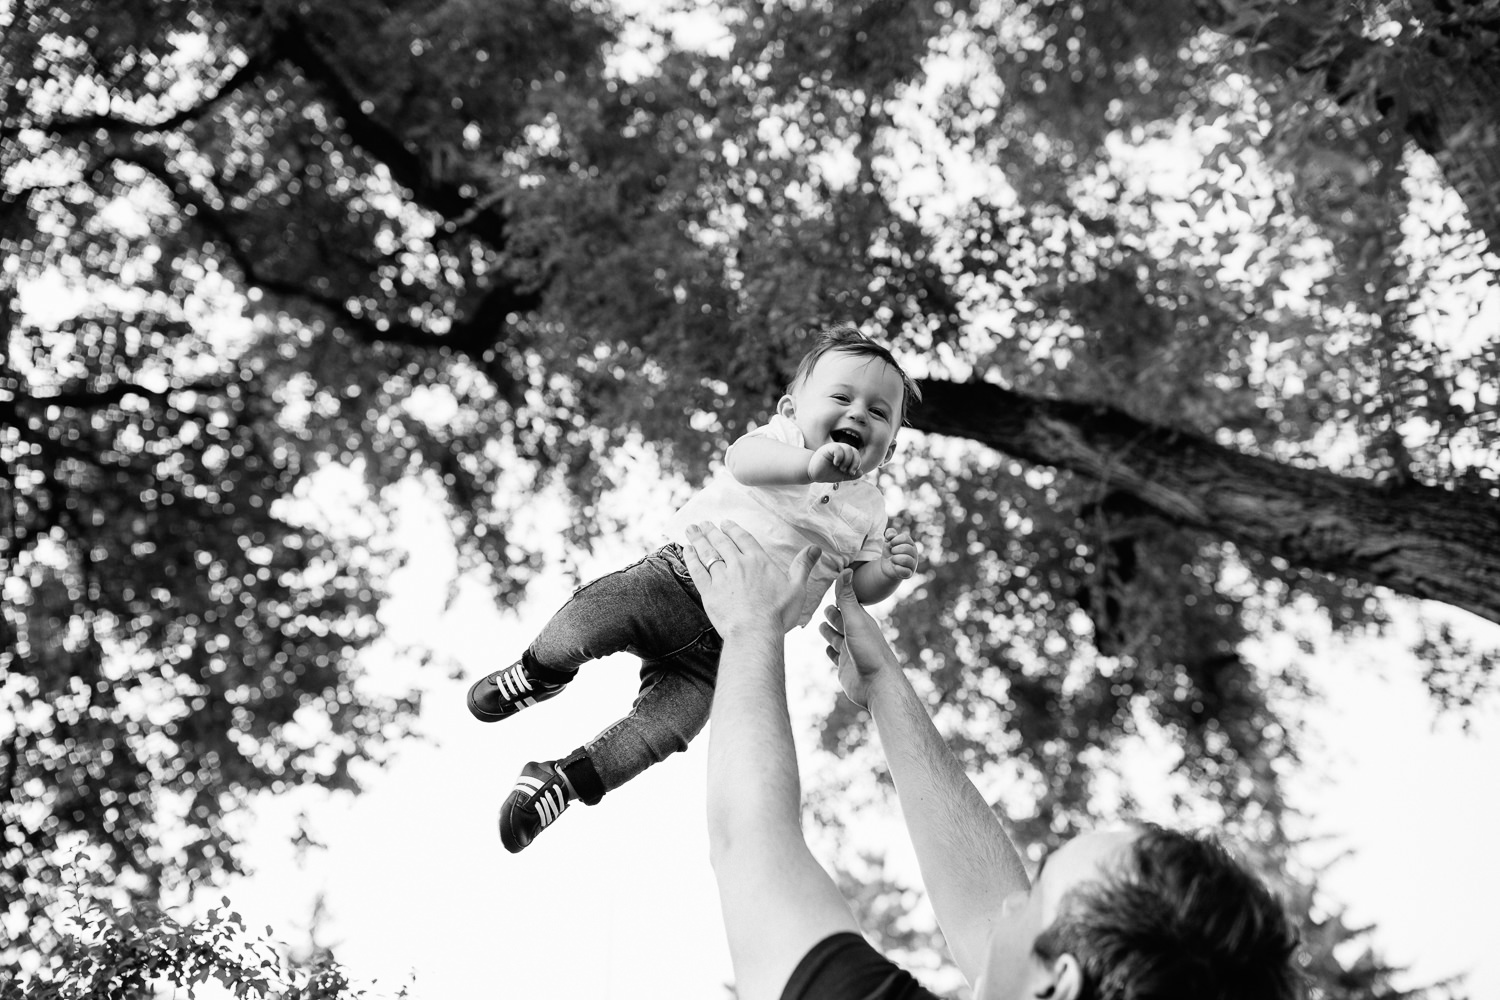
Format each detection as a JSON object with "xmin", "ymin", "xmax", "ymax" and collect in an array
[
  {"xmin": 3, "ymin": 0, "xmax": 1499, "ymax": 990},
  {"xmin": 0, "ymin": 875, "xmax": 390, "ymax": 1000}
]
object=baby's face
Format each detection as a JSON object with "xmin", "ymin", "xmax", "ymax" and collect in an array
[{"xmin": 780, "ymin": 350, "xmax": 905, "ymax": 474}]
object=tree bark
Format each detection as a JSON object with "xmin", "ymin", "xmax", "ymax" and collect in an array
[{"xmin": 910, "ymin": 377, "xmax": 1500, "ymax": 626}]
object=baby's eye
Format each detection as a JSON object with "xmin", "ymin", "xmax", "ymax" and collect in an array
[
  {"xmin": 831, "ymin": 394, "xmax": 850, "ymax": 403},
  {"xmin": 872, "ymin": 408, "xmax": 889, "ymax": 421}
]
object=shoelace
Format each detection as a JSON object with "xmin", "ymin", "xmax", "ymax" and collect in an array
[
  {"xmin": 514, "ymin": 773, "xmax": 567, "ymax": 827},
  {"xmin": 493, "ymin": 664, "xmax": 534, "ymax": 701}
]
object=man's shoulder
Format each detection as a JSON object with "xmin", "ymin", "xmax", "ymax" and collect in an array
[{"xmin": 779, "ymin": 932, "xmax": 950, "ymax": 1000}]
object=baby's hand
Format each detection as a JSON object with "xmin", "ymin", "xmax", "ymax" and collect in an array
[
  {"xmin": 807, "ymin": 442, "xmax": 862, "ymax": 483},
  {"xmin": 878, "ymin": 528, "xmax": 919, "ymax": 581}
]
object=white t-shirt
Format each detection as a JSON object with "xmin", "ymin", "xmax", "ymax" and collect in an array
[{"xmin": 666, "ymin": 414, "xmax": 889, "ymax": 627}]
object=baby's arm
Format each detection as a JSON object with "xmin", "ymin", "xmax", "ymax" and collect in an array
[
  {"xmin": 728, "ymin": 435, "xmax": 863, "ymax": 486},
  {"xmin": 850, "ymin": 528, "xmax": 919, "ymax": 605}
]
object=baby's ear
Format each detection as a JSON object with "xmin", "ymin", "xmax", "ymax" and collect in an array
[
  {"xmin": 776, "ymin": 394, "xmax": 796, "ymax": 419},
  {"xmin": 880, "ymin": 436, "xmax": 899, "ymax": 466}
]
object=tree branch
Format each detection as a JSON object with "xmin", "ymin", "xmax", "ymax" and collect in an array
[
  {"xmin": 269, "ymin": 15, "xmax": 512, "ymax": 249},
  {"xmin": 1211, "ymin": 0, "xmax": 1500, "ymax": 258},
  {"xmin": 910, "ymin": 377, "xmax": 1500, "ymax": 626},
  {"xmin": 108, "ymin": 146, "xmax": 533, "ymax": 359},
  {"xmin": 11, "ymin": 375, "xmax": 242, "ymax": 412}
]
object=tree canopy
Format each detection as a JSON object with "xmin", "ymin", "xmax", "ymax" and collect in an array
[{"xmin": 4, "ymin": 0, "xmax": 1498, "ymax": 993}]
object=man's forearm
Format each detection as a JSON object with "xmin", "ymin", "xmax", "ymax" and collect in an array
[
  {"xmin": 866, "ymin": 665, "xmax": 1030, "ymax": 985},
  {"xmin": 705, "ymin": 617, "xmax": 861, "ymax": 1000},
  {"xmin": 706, "ymin": 622, "xmax": 804, "ymax": 851}
]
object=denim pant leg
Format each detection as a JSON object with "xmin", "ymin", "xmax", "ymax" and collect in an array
[
  {"xmin": 526, "ymin": 545, "xmax": 712, "ymax": 675},
  {"xmin": 583, "ymin": 620, "xmax": 721, "ymax": 795},
  {"xmin": 527, "ymin": 545, "xmax": 721, "ymax": 796}
]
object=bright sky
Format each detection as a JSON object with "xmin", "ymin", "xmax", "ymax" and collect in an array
[{"xmin": 187, "ymin": 477, "xmax": 1500, "ymax": 1000}]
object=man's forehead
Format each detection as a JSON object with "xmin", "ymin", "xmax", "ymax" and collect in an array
[
  {"xmin": 1068, "ymin": 828, "xmax": 1139, "ymax": 863},
  {"xmin": 1038, "ymin": 829, "xmax": 1139, "ymax": 903}
]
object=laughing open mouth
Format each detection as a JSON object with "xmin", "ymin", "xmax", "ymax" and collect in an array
[{"xmin": 829, "ymin": 427, "xmax": 864, "ymax": 449}]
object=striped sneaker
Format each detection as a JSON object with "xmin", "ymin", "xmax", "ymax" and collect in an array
[
  {"xmin": 466, "ymin": 662, "xmax": 565, "ymax": 723},
  {"xmin": 498, "ymin": 761, "xmax": 572, "ymax": 853}
]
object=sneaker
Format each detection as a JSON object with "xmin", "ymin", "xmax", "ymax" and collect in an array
[
  {"xmin": 498, "ymin": 761, "xmax": 572, "ymax": 853},
  {"xmin": 466, "ymin": 662, "xmax": 565, "ymax": 723}
]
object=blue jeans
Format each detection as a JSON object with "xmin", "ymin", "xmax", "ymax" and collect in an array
[{"xmin": 524, "ymin": 544, "xmax": 722, "ymax": 801}]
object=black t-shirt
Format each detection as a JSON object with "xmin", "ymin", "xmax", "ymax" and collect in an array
[{"xmin": 780, "ymin": 932, "xmax": 949, "ymax": 1000}]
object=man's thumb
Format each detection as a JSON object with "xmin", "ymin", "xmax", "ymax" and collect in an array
[
  {"xmin": 835, "ymin": 568, "xmax": 857, "ymax": 603},
  {"xmin": 791, "ymin": 544, "xmax": 823, "ymax": 583}
]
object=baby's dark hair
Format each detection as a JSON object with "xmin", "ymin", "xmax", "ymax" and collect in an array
[
  {"xmin": 788, "ymin": 323, "xmax": 922, "ymax": 423},
  {"xmin": 1033, "ymin": 824, "xmax": 1302, "ymax": 1000}
]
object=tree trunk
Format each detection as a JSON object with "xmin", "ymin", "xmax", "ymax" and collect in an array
[{"xmin": 910, "ymin": 377, "xmax": 1500, "ymax": 626}]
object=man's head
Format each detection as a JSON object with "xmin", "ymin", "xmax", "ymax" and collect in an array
[
  {"xmin": 779, "ymin": 325, "xmax": 922, "ymax": 474},
  {"xmin": 978, "ymin": 824, "xmax": 1300, "ymax": 1000}
]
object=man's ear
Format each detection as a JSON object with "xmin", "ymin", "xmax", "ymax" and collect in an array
[
  {"xmin": 776, "ymin": 394, "xmax": 796, "ymax": 419},
  {"xmin": 1032, "ymin": 954, "xmax": 1083, "ymax": 1000}
]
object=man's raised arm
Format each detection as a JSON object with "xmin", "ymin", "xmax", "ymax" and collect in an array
[
  {"xmin": 683, "ymin": 522, "xmax": 861, "ymax": 1000},
  {"xmin": 820, "ymin": 570, "xmax": 1031, "ymax": 987}
]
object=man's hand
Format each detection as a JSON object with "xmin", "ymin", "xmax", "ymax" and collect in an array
[
  {"xmin": 686, "ymin": 520, "xmax": 821, "ymax": 636},
  {"xmin": 807, "ymin": 441, "xmax": 863, "ymax": 482},
  {"xmin": 819, "ymin": 569, "xmax": 901, "ymax": 708}
]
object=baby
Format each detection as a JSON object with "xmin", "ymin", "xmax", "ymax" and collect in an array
[{"xmin": 468, "ymin": 326, "xmax": 922, "ymax": 852}]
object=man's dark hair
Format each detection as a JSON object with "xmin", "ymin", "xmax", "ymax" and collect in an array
[
  {"xmin": 788, "ymin": 323, "xmax": 922, "ymax": 424},
  {"xmin": 1033, "ymin": 824, "xmax": 1302, "ymax": 1000}
]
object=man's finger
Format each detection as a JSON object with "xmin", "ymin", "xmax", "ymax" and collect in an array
[
  {"xmin": 694, "ymin": 521, "xmax": 735, "ymax": 556},
  {"xmin": 718, "ymin": 519, "xmax": 755, "ymax": 554},
  {"xmin": 787, "ymin": 543, "xmax": 822, "ymax": 591},
  {"xmin": 834, "ymin": 568, "xmax": 858, "ymax": 608},
  {"xmin": 683, "ymin": 526, "xmax": 714, "ymax": 589},
  {"xmin": 685, "ymin": 522, "xmax": 723, "ymax": 571}
]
